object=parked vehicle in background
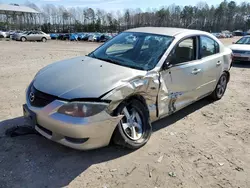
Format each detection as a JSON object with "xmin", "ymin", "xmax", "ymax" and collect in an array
[
  {"xmin": 50, "ymin": 33, "xmax": 59, "ymax": 40},
  {"xmin": 0, "ymin": 31, "xmax": 7, "ymax": 38},
  {"xmin": 11, "ymin": 31, "xmax": 25, "ymax": 40},
  {"xmin": 230, "ymin": 36, "xmax": 250, "ymax": 62},
  {"xmin": 77, "ymin": 33, "xmax": 85, "ymax": 40},
  {"xmin": 23, "ymin": 27, "xmax": 232, "ymax": 150},
  {"xmin": 62, "ymin": 34, "xmax": 70, "ymax": 40},
  {"xmin": 88, "ymin": 34, "xmax": 94, "ymax": 42},
  {"xmin": 16, "ymin": 31, "xmax": 51, "ymax": 42},
  {"xmin": 57, "ymin": 33, "xmax": 65, "ymax": 40},
  {"xmin": 100, "ymin": 34, "xmax": 112, "ymax": 42},
  {"xmin": 212, "ymin": 32, "xmax": 233, "ymax": 39},
  {"xmin": 82, "ymin": 34, "xmax": 90, "ymax": 41},
  {"xmin": 93, "ymin": 34, "xmax": 101, "ymax": 42},
  {"xmin": 69, "ymin": 33, "xmax": 78, "ymax": 41}
]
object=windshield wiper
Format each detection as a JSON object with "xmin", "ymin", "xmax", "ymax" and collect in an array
[
  {"xmin": 88, "ymin": 53, "xmax": 143, "ymax": 70},
  {"xmin": 89, "ymin": 54, "xmax": 121, "ymax": 65}
]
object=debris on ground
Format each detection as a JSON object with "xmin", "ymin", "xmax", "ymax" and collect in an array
[
  {"xmin": 168, "ymin": 172, "xmax": 176, "ymax": 177},
  {"xmin": 170, "ymin": 132, "xmax": 175, "ymax": 136},
  {"xmin": 109, "ymin": 169, "xmax": 117, "ymax": 172},
  {"xmin": 125, "ymin": 166, "xmax": 137, "ymax": 177},
  {"xmin": 157, "ymin": 155, "xmax": 164, "ymax": 163},
  {"xmin": 218, "ymin": 163, "xmax": 224, "ymax": 166},
  {"xmin": 147, "ymin": 164, "xmax": 152, "ymax": 178},
  {"xmin": 235, "ymin": 167, "xmax": 244, "ymax": 172}
]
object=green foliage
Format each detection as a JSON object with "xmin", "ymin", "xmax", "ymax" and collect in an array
[{"xmin": 1, "ymin": 1, "xmax": 250, "ymax": 32}]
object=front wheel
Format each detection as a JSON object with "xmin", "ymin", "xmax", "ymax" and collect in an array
[
  {"xmin": 210, "ymin": 72, "xmax": 228, "ymax": 100},
  {"xmin": 112, "ymin": 99, "xmax": 152, "ymax": 149},
  {"xmin": 21, "ymin": 37, "xmax": 26, "ymax": 42}
]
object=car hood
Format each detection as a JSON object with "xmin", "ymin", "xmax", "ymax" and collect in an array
[
  {"xmin": 229, "ymin": 44, "xmax": 250, "ymax": 51},
  {"xmin": 33, "ymin": 56, "xmax": 146, "ymax": 99}
]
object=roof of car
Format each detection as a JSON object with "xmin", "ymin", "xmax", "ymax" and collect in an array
[{"xmin": 125, "ymin": 27, "xmax": 203, "ymax": 36}]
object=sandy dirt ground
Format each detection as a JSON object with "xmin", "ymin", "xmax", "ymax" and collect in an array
[{"xmin": 0, "ymin": 37, "xmax": 250, "ymax": 188}]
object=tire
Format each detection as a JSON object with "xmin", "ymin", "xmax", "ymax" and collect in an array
[
  {"xmin": 210, "ymin": 72, "xmax": 228, "ymax": 100},
  {"xmin": 112, "ymin": 99, "xmax": 152, "ymax": 149},
  {"xmin": 21, "ymin": 37, "xmax": 26, "ymax": 42},
  {"xmin": 41, "ymin": 37, "xmax": 47, "ymax": 42}
]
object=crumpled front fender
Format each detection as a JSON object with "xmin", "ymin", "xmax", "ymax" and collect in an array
[{"xmin": 101, "ymin": 71, "xmax": 161, "ymax": 122}]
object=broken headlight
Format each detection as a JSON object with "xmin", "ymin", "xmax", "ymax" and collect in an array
[{"xmin": 57, "ymin": 102, "xmax": 108, "ymax": 117}]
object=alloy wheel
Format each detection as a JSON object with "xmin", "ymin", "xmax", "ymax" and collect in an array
[
  {"xmin": 216, "ymin": 75, "xmax": 227, "ymax": 98},
  {"xmin": 121, "ymin": 106, "xmax": 143, "ymax": 141}
]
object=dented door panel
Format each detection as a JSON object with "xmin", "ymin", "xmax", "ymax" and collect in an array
[{"xmin": 158, "ymin": 61, "xmax": 202, "ymax": 117}]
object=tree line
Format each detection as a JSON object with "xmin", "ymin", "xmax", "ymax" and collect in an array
[{"xmin": 0, "ymin": 0, "xmax": 250, "ymax": 33}]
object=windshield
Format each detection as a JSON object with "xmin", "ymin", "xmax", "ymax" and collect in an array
[
  {"xmin": 88, "ymin": 32, "xmax": 173, "ymax": 71},
  {"xmin": 236, "ymin": 37, "xmax": 250, "ymax": 45}
]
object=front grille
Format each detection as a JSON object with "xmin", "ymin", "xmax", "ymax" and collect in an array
[
  {"xmin": 28, "ymin": 84, "xmax": 57, "ymax": 107},
  {"xmin": 233, "ymin": 56, "xmax": 249, "ymax": 61},
  {"xmin": 232, "ymin": 50, "xmax": 247, "ymax": 54}
]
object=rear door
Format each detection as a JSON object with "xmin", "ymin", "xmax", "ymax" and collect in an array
[
  {"xmin": 34, "ymin": 31, "xmax": 42, "ymax": 40},
  {"xmin": 33, "ymin": 31, "xmax": 42, "ymax": 40},
  {"xmin": 196, "ymin": 36, "xmax": 223, "ymax": 97},
  {"xmin": 158, "ymin": 36, "xmax": 204, "ymax": 116}
]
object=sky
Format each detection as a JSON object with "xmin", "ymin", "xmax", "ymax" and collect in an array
[{"xmin": 2, "ymin": 0, "xmax": 246, "ymax": 11}]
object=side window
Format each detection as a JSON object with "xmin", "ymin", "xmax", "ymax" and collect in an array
[
  {"xmin": 200, "ymin": 36, "xmax": 220, "ymax": 58},
  {"xmin": 168, "ymin": 37, "xmax": 196, "ymax": 65}
]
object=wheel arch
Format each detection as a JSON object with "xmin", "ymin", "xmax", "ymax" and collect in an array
[
  {"xmin": 109, "ymin": 93, "xmax": 152, "ymax": 147},
  {"xmin": 112, "ymin": 93, "xmax": 149, "ymax": 116},
  {"xmin": 223, "ymin": 70, "xmax": 230, "ymax": 82},
  {"xmin": 21, "ymin": 36, "xmax": 27, "ymax": 41}
]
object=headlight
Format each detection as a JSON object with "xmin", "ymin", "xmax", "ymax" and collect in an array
[{"xmin": 57, "ymin": 102, "xmax": 108, "ymax": 117}]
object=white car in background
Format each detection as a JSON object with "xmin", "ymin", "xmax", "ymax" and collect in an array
[
  {"xmin": 0, "ymin": 31, "xmax": 7, "ymax": 38},
  {"xmin": 230, "ymin": 36, "xmax": 250, "ymax": 62}
]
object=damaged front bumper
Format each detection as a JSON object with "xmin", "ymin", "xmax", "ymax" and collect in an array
[{"xmin": 24, "ymin": 100, "xmax": 123, "ymax": 150}]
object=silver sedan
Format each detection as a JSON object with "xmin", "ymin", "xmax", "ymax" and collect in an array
[
  {"xmin": 23, "ymin": 27, "xmax": 232, "ymax": 150},
  {"xmin": 16, "ymin": 31, "xmax": 51, "ymax": 42}
]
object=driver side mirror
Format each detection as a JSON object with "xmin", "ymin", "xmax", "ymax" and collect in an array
[
  {"xmin": 162, "ymin": 61, "xmax": 173, "ymax": 70},
  {"xmin": 162, "ymin": 51, "xmax": 175, "ymax": 70}
]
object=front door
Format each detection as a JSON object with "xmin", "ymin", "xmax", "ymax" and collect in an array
[
  {"xmin": 26, "ymin": 32, "xmax": 36, "ymax": 41},
  {"xmin": 158, "ymin": 36, "xmax": 203, "ymax": 117}
]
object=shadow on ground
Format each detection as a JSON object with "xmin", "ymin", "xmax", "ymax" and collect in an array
[{"xmin": 0, "ymin": 98, "xmax": 212, "ymax": 188}]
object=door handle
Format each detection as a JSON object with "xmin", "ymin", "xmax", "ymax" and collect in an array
[
  {"xmin": 191, "ymin": 68, "xmax": 201, "ymax": 75},
  {"xmin": 216, "ymin": 61, "xmax": 222, "ymax": 66}
]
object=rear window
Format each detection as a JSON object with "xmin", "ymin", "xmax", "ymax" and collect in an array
[{"xmin": 200, "ymin": 36, "xmax": 220, "ymax": 58}]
